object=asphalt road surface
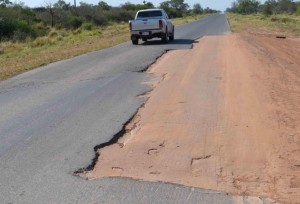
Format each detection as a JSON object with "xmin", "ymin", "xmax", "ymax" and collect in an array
[{"xmin": 0, "ymin": 15, "xmax": 236, "ymax": 203}]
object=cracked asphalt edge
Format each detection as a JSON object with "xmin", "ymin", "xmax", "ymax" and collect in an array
[
  {"xmin": 73, "ymin": 38, "xmax": 199, "ymax": 177},
  {"xmin": 73, "ymin": 48, "xmax": 175, "ymax": 176}
]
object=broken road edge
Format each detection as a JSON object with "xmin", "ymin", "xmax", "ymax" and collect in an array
[{"xmin": 73, "ymin": 48, "xmax": 175, "ymax": 177}]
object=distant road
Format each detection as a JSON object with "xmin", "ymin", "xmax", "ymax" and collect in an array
[{"xmin": 0, "ymin": 15, "xmax": 232, "ymax": 203}]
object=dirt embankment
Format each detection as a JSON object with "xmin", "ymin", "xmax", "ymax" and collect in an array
[{"xmin": 82, "ymin": 34, "xmax": 300, "ymax": 204}]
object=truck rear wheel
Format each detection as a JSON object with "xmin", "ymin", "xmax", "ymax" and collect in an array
[
  {"xmin": 132, "ymin": 39, "xmax": 138, "ymax": 45},
  {"xmin": 169, "ymin": 26, "xmax": 175, "ymax": 41},
  {"xmin": 169, "ymin": 34, "xmax": 174, "ymax": 41},
  {"xmin": 161, "ymin": 28, "xmax": 169, "ymax": 43}
]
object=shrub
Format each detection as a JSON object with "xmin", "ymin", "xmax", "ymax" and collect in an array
[
  {"xmin": 48, "ymin": 30, "xmax": 58, "ymax": 38},
  {"xmin": 60, "ymin": 16, "xmax": 83, "ymax": 30},
  {"xmin": 297, "ymin": 5, "xmax": 300, "ymax": 15},
  {"xmin": 270, "ymin": 16, "xmax": 279, "ymax": 21},
  {"xmin": 107, "ymin": 9, "xmax": 135, "ymax": 22},
  {"xmin": 69, "ymin": 16, "xmax": 83, "ymax": 29},
  {"xmin": 262, "ymin": 2, "xmax": 273, "ymax": 15},
  {"xmin": 0, "ymin": 18, "xmax": 15, "ymax": 40},
  {"xmin": 32, "ymin": 36, "xmax": 51, "ymax": 47},
  {"xmin": 0, "ymin": 18, "xmax": 39, "ymax": 41},
  {"xmin": 0, "ymin": 47, "xmax": 4, "ymax": 54},
  {"xmin": 81, "ymin": 22, "xmax": 93, "ymax": 30},
  {"xmin": 33, "ymin": 22, "xmax": 49, "ymax": 37},
  {"xmin": 270, "ymin": 15, "xmax": 297, "ymax": 23},
  {"xmin": 56, "ymin": 35, "xmax": 63, "ymax": 41},
  {"xmin": 280, "ymin": 16, "xmax": 296, "ymax": 23},
  {"xmin": 12, "ymin": 30, "xmax": 28, "ymax": 41},
  {"xmin": 90, "ymin": 13, "xmax": 108, "ymax": 26}
]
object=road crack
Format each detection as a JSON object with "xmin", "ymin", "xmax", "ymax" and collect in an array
[{"xmin": 74, "ymin": 49, "xmax": 171, "ymax": 176}]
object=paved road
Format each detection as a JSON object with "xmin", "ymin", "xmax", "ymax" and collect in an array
[{"xmin": 0, "ymin": 15, "xmax": 233, "ymax": 203}]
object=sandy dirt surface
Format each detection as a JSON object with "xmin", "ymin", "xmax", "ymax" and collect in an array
[{"xmin": 83, "ymin": 34, "xmax": 300, "ymax": 203}]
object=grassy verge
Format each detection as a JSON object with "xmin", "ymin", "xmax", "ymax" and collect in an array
[
  {"xmin": 226, "ymin": 13, "xmax": 300, "ymax": 36},
  {"xmin": 0, "ymin": 14, "xmax": 210, "ymax": 80}
]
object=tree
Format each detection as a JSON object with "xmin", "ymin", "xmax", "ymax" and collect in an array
[
  {"xmin": 121, "ymin": 2, "xmax": 136, "ymax": 10},
  {"xmin": 159, "ymin": 0, "xmax": 189, "ymax": 17},
  {"xmin": 169, "ymin": 0, "xmax": 189, "ymax": 12},
  {"xmin": 145, "ymin": 2, "xmax": 155, "ymax": 9},
  {"xmin": 262, "ymin": 0, "xmax": 296, "ymax": 15},
  {"xmin": 297, "ymin": 3, "xmax": 300, "ymax": 14},
  {"xmin": 159, "ymin": 1, "xmax": 171, "ymax": 11},
  {"xmin": 45, "ymin": 1, "xmax": 56, "ymax": 27},
  {"xmin": 262, "ymin": 0, "xmax": 277, "ymax": 15},
  {"xmin": 54, "ymin": 0, "xmax": 70, "ymax": 10},
  {"xmin": 0, "ymin": 18, "xmax": 15, "ymax": 41},
  {"xmin": 193, "ymin": 3, "xmax": 203, "ymax": 14},
  {"xmin": 21, "ymin": 8, "xmax": 37, "ymax": 24},
  {"xmin": 229, "ymin": 0, "xmax": 260, "ymax": 14},
  {"xmin": 0, "ymin": 0, "xmax": 12, "ymax": 7},
  {"xmin": 98, "ymin": 1, "xmax": 111, "ymax": 11},
  {"xmin": 276, "ymin": 0, "xmax": 295, "ymax": 13},
  {"xmin": 135, "ymin": 3, "xmax": 154, "ymax": 10}
]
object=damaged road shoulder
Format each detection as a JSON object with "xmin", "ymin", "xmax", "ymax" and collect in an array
[{"xmin": 73, "ymin": 48, "xmax": 172, "ymax": 177}]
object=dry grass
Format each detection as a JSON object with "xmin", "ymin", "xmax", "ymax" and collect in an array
[
  {"xmin": 0, "ymin": 23, "xmax": 129, "ymax": 80},
  {"xmin": 226, "ymin": 13, "xmax": 300, "ymax": 36},
  {"xmin": 0, "ymin": 14, "xmax": 211, "ymax": 80}
]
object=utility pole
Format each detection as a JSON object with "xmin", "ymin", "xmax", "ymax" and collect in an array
[{"xmin": 74, "ymin": 0, "xmax": 76, "ymax": 8}]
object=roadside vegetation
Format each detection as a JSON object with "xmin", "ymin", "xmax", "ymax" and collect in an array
[
  {"xmin": 0, "ymin": 0, "xmax": 219, "ymax": 80},
  {"xmin": 226, "ymin": 0, "xmax": 300, "ymax": 36}
]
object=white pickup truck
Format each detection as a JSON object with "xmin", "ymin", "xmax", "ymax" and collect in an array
[{"xmin": 129, "ymin": 9, "xmax": 175, "ymax": 45}]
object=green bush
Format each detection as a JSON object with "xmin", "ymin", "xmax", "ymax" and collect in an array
[
  {"xmin": 81, "ymin": 22, "xmax": 93, "ymax": 30},
  {"xmin": 107, "ymin": 9, "xmax": 135, "ymax": 22},
  {"xmin": 262, "ymin": 2, "xmax": 273, "ymax": 16},
  {"xmin": 14, "ymin": 20, "xmax": 38, "ymax": 41},
  {"xmin": 90, "ymin": 13, "xmax": 108, "ymax": 26},
  {"xmin": 0, "ymin": 18, "xmax": 39, "ymax": 41},
  {"xmin": 67, "ymin": 16, "xmax": 83, "ymax": 29},
  {"xmin": 12, "ymin": 30, "xmax": 28, "ymax": 41},
  {"xmin": 34, "ymin": 26, "xmax": 49, "ymax": 38},
  {"xmin": 297, "ymin": 5, "xmax": 300, "ymax": 15},
  {"xmin": 0, "ymin": 18, "xmax": 15, "ymax": 40}
]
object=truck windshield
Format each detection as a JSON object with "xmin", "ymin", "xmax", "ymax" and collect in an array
[{"xmin": 137, "ymin": 11, "xmax": 162, "ymax": 18}]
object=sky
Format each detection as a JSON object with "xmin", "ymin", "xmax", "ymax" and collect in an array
[{"xmin": 13, "ymin": 0, "xmax": 237, "ymax": 12}]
